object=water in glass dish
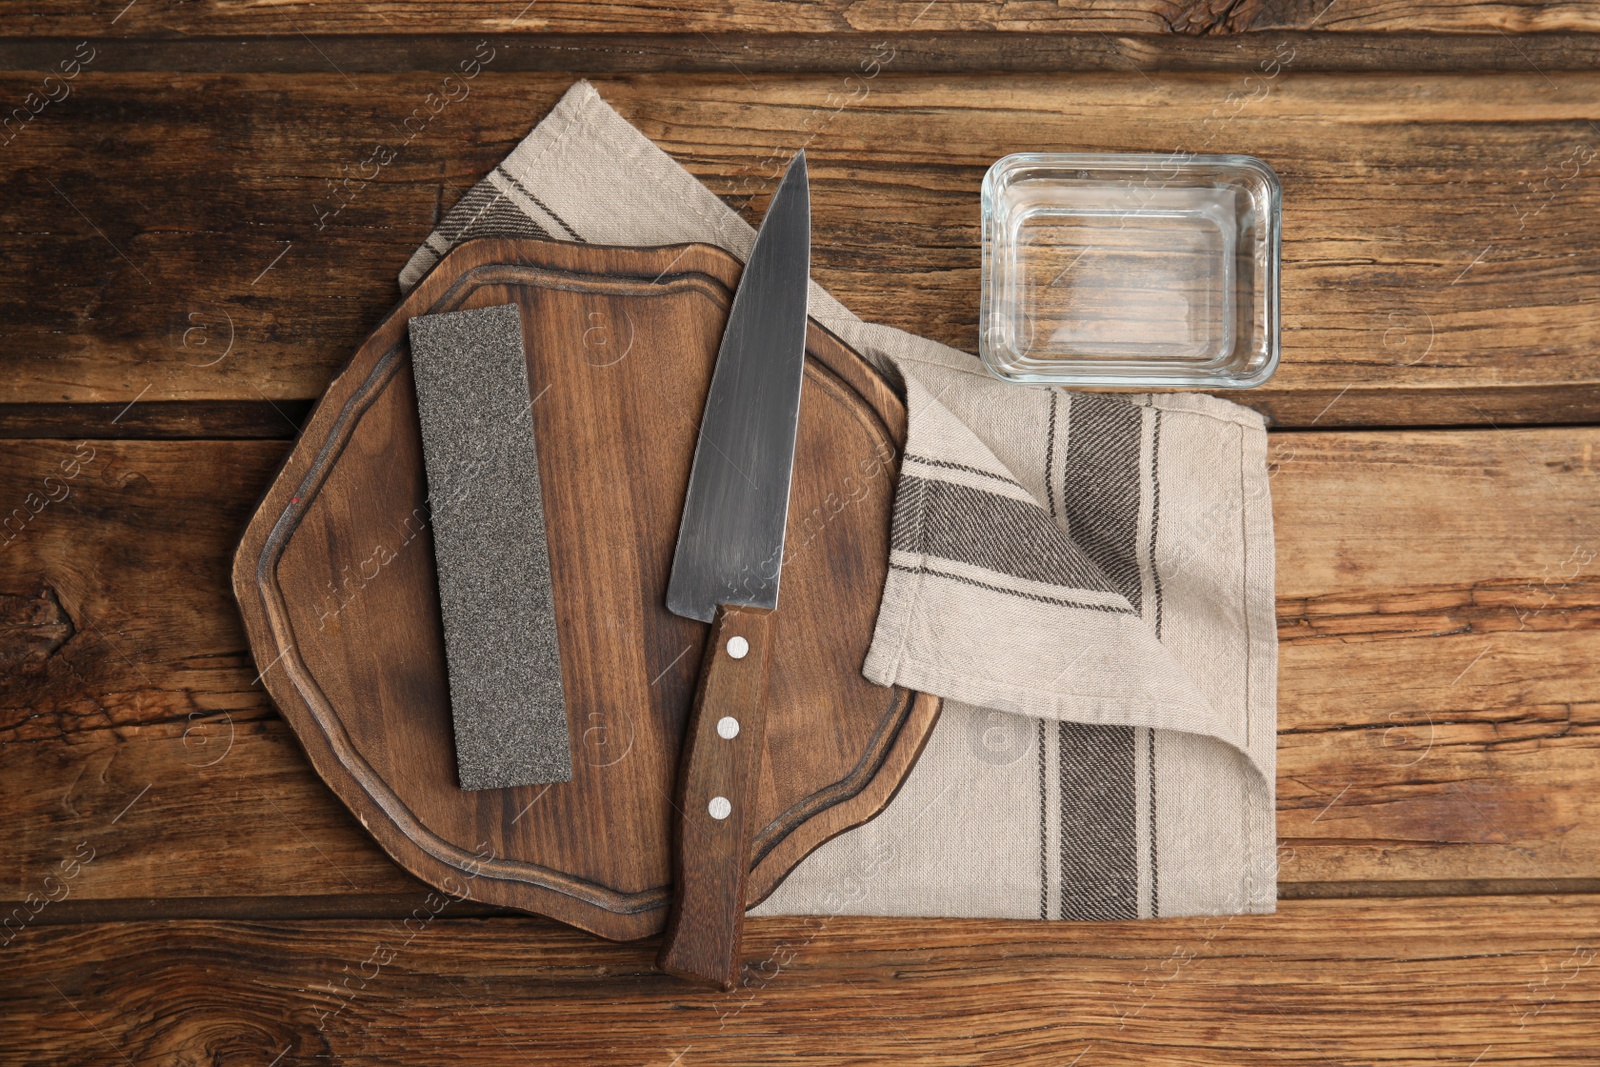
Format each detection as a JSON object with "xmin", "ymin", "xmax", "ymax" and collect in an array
[{"xmin": 1008, "ymin": 182, "xmax": 1237, "ymax": 366}]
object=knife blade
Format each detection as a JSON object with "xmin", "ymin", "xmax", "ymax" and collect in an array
[{"xmin": 656, "ymin": 150, "xmax": 810, "ymax": 989}]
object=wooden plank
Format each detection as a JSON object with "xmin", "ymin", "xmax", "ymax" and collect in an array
[
  {"xmin": 7, "ymin": 32, "xmax": 1600, "ymax": 75},
  {"xmin": 0, "ymin": 401, "xmax": 311, "ymax": 439},
  {"xmin": 2, "ymin": 71, "xmax": 1599, "ymax": 426},
  {"xmin": 6, "ymin": 0, "xmax": 1600, "ymax": 38},
  {"xmin": 4, "ymin": 426, "xmax": 1597, "ymax": 904},
  {"xmin": 4, "ymin": 898, "xmax": 1598, "ymax": 1064}
]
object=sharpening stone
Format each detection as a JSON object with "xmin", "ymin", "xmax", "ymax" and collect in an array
[{"xmin": 407, "ymin": 303, "xmax": 573, "ymax": 790}]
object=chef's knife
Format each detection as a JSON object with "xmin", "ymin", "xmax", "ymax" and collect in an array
[{"xmin": 656, "ymin": 151, "xmax": 810, "ymax": 989}]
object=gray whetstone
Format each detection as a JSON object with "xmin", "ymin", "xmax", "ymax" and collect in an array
[{"xmin": 407, "ymin": 303, "xmax": 572, "ymax": 789}]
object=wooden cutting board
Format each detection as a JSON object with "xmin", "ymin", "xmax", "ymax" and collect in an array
[{"xmin": 232, "ymin": 237, "xmax": 940, "ymax": 941}]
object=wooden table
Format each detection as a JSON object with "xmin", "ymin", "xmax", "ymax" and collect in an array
[{"xmin": 4, "ymin": 4, "xmax": 1598, "ymax": 1063}]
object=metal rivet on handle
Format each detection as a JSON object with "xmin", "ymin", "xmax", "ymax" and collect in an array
[
  {"xmin": 708, "ymin": 796, "xmax": 732, "ymax": 820},
  {"xmin": 726, "ymin": 636, "xmax": 749, "ymax": 660},
  {"xmin": 716, "ymin": 716, "xmax": 740, "ymax": 739}
]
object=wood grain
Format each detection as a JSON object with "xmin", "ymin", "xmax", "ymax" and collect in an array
[
  {"xmin": 5, "ymin": 425, "xmax": 1597, "ymax": 907},
  {"xmin": 5, "ymin": 898, "xmax": 1598, "ymax": 1064},
  {"xmin": 7, "ymin": 0, "xmax": 1600, "ymax": 37},
  {"xmin": 0, "ymin": 401, "xmax": 312, "ymax": 439},
  {"xmin": 10, "ymin": 32, "xmax": 1600, "ymax": 75},
  {"xmin": 2, "ymin": 71, "xmax": 1599, "ymax": 426}
]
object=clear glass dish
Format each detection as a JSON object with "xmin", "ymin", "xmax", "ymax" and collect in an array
[{"xmin": 979, "ymin": 152, "xmax": 1281, "ymax": 388}]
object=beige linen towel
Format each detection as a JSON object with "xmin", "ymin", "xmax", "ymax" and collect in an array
[{"xmin": 400, "ymin": 80, "xmax": 1278, "ymax": 920}]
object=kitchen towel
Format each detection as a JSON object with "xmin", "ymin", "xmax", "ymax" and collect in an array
[{"xmin": 400, "ymin": 80, "xmax": 1278, "ymax": 921}]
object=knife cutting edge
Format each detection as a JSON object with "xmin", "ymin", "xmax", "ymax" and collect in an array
[{"xmin": 656, "ymin": 150, "xmax": 811, "ymax": 989}]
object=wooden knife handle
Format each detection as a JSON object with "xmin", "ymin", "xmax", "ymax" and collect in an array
[{"xmin": 657, "ymin": 604, "xmax": 776, "ymax": 989}]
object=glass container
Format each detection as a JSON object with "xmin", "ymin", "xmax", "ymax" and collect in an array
[{"xmin": 980, "ymin": 152, "xmax": 1281, "ymax": 388}]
